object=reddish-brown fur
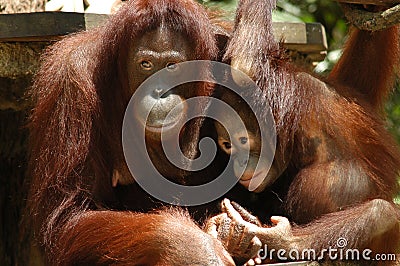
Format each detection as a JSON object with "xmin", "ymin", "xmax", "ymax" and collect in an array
[
  {"xmin": 26, "ymin": 0, "xmax": 234, "ymax": 264},
  {"xmin": 57, "ymin": 209, "xmax": 232, "ymax": 265},
  {"xmin": 219, "ymin": 0, "xmax": 400, "ymax": 263},
  {"xmin": 328, "ymin": 25, "xmax": 400, "ymax": 112}
]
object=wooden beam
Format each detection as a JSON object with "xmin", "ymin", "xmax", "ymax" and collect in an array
[{"xmin": 0, "ymin": 12, "xmax": 108, "ymax": 42}]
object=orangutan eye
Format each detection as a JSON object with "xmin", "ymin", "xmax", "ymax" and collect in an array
[
  {"xmin": 166, "ymin": 62, "xmax": 178, "ymax": 71},
  {"xmin": 223, "ymin": 141, "xmax": 232, "ymax": 150},
  {"xmin": 239, "ymin": 137, "xmax": 248, "ymax": 145},
  {"xmin": 140, "ymin": 60, "xmax": 153, "ymax": 70}
]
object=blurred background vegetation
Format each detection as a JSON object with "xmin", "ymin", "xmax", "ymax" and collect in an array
[{"xmin": 199, "ymin": 0, "xmax": 400, "ymax": 201}]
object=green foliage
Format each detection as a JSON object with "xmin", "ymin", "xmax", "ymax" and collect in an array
[
  {"xmin": 198, "ymin": 0, "xmax": 238, "ymax": 19},
  {"xmin": 386, "ymin": 85, "xmax": 400, "ymax": 144}
]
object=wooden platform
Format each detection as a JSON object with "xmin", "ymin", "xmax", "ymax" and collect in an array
[{"xmin": 273, "ymin": 22, "xmax": 327, "ymax": 62}]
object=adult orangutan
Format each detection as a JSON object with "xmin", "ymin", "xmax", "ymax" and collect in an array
[
  {"xmin": 26, "ymin": 0, "xmax": 234, "ymax": 264},
  {"xmin": 206, "ymin": 0, "xmax": 400, "ymax": 264}
]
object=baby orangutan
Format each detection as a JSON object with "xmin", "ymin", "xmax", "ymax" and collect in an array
[{"xmin": 205, "ymin": 0, "xmax": 400, "ymax": 264}]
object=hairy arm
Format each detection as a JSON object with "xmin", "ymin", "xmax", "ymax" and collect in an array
[
  {"xmin": 213, "ymin": 198, "xmax": 399, "ymax": 263},
  {"xmin": 328, "ymin": 25, "xmax": 399, "ymax": 110},
  {"xmin": 56, "ymin": 210, "xmax": 234, "ymax": 265}
]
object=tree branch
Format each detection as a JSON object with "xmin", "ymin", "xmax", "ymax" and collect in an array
[{"xmin": 341, "ymin": 3, "xmax": 400, "ymax": 31}]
